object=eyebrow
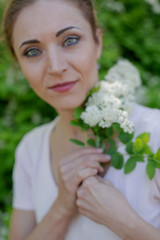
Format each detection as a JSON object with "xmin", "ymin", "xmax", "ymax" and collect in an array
[
  {"xmin": 56, "ymin": 26, "xmax": 81, "ymax": 37},
  {"xmin": 19, "ymin": 26, "xmax": 81, "ymax": 49},
  {"xmin": 19, "ymin": 39, "xmax": 40, "ymax": 49}
]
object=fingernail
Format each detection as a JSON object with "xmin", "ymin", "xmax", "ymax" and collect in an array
[{"xmin": 105, "ymin": 155, "xmax": 111, "ymax": 161}]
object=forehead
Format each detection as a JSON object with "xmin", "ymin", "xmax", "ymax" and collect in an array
[{"xmin": 12, "ymin": 0, "xmax": 91, "ymax": 46}]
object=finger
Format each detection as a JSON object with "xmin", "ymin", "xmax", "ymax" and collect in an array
[
  {"xmin": 59, "ymin": 168, "xmax": 98, "ymax": 195},
  {"xmin": 60, "ymin": 153, "xmax": 110, "ymax": 179},
  {"xmin": 61, "ymin": 159, "xmax": 103, "ymax": 176},
  {"xmin": 60, "ymin": 153, "xmax": 110, "ymax": 173},
  {"xmin": 73, "ymin": 168, "xmax": 98, "ymax": 187},
  {"xmin": 95, "ymin": 175, "xmax": 105, "ymax": 182},
  {"xmin": 82, "ymin": 176, "xmax": 98, "ymax": 188},
  {"xmin": 59, "ymin": 147, "xmax": 103, "ymax": 164},
  {"xmin": 77, "ymin": 181, "xmax": 90, "ymax": 199},
  {"xmin": 76, "ymin": 198, "xmax": 92, "ymax": 217},
  {"xmin": 96, "ymin": 176, "xmax": 114, "ymax": 185}
]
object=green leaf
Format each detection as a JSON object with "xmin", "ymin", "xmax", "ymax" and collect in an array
[
  {"xmin": 87, "ymin": 84, "xmax": 101, "ymax": 98},
  {"xmin": 148, "ymin": 157, "xmax": 160, "ymax": 169},
  {"xmin": 118, "ymin": 131, "xmax": 134, "ymax": 144},
  {"xmin": 70, "ymin": 120, "xmax": 82, "ymax": 128},
  {"xmin": 112, "ymin": 123, "xmax": 121, "ymax": 132},
  {"xmin": 107, "ymin": 145, "xmax": 117, "ymax": 155},
  {"xmin": 133, "ymin": 154, "xmax": 144, "ymax": 162},
  {"xmin": 143, "ymin": 145, "xmax": 153, "ymax": 155},
  {"xmin": 93, "ymin": 126, "xmax": 100, "ymax": 135},
  {"xmin": 126, "ymin": 142, "xmax": 134, "ymax": 154},
  {"xmin": 70, "ymin": 120, "xmax": 89, "ymax": 131},
  {"xmin": 70, "ymin": 139, "xmax": 85, "ymax": 146},
  {"xmin": 155, "ymin": 162, "xmax": 160, "ymax": 168},
  {"xmin": 97, "ymin": 128, "xmax": 107, "ymax": 139},
  {"xmin": 105, "ymin": 127, "xmax": 113, "ymax": 138},
  {"xmin": 111, "ymin": 152, "xmax": 124, "ymax": 169},
  {"xmin": 108, "ymin": 139, "xmax": 116, "ymax": 145},
  {"xmin": 146, "ymin": 160, "xmax": 156, "ymax": 180},
  {"xmin": 154, "ymin": 148, "xmax": 160, "ymax": 161},
  {"xmin": 87, "ymin": 139, "xmax": 96, "ymax": 147},
  {"xmin": 82, "ymin": 122, "xmax": 90, "ymax": 131},
  {"xmin": 137, "ymin": 133, "xmax": 150, "ymax": 144},
  {"xmin": 73, "ymin": 107, "xmax": 84, "ymax": 120},
  {"xmin": 124, "ymin": 157, "xmax": 136, "ymax": 174},
  {"xmin": 133, "ymin": 138, "xmax": 144, "ymax": 153}
]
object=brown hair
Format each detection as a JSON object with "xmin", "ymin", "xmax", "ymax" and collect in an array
[{"xmin": 2, "ymin": 0, "xmax": 99, "ymax": 58}]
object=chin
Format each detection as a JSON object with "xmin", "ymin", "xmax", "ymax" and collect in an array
[{"xmin": 52, "ymin": 97, "xmax": 86, "ymax": 113}]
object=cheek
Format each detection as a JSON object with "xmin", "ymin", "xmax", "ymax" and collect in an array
[
  {"xmin": 74, "ymin": 45, "xmax": 98, "ymax": 79},
  {"xmin": 80, "ymin": 52, "xmax": 99, "ymax": 86},
  {"xmin": 20, "ymin": 64, "xmax": 48, "ymax": 102},
  {"xmin": 19, "ymin": 61, "xmax": 44, "ymax": 88}
]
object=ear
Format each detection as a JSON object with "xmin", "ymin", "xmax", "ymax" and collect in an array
[{"xmin": 95, "ymin": 28, "xmax": 103, "ymax": 60}]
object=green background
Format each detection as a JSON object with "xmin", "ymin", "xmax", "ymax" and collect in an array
[{"xmin": 0, "ymin": 0, "xmax": 160, "ymax": 238}]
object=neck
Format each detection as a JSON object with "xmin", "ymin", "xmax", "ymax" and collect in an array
[{"xmin": 56, "ymin": 109, "xmax": 83, "ymax": 139}]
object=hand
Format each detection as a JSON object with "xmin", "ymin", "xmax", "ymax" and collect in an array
[
  {"xmin": 56, "ymin": 148, "xmax": 111, "ymax": 217},
  {"xmin": 76, "ymin": 176, "xmax": 137, "ymax": 237}
]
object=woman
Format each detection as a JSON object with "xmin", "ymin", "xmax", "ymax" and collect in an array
[{"xmin": 2, "ymin": 0, "xmax": 160, "ymax": 239}]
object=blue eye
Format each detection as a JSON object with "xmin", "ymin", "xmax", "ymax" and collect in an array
[
  {"xmin": 24, "ymin": 48, "xmax": 41, "ymax": 57},
  {"xmin": 63, "ymin": 36, "xmax": 80, "ymax": 47}
]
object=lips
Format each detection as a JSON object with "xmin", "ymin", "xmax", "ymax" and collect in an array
[{"xmin": 48, "ymin": 81, "xmax": 78, "ymax": 93}]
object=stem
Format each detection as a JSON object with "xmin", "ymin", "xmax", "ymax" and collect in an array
[{"xmin": 96, "ymin": 136, "xmax": 101, "ymax": 148}]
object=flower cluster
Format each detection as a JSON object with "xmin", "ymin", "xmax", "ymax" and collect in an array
[
  {"xmin": 81, "ymin": 81, "xmax": 134, "ymax": 133},
  {"xmin": 81, "ymin": 59, "xmax": 141, "ymax": 134},
  {"xmin": 105, "ymin": 59, "xmax": 141, "ymax": 90},
  {"xmin": 70, "ymin": 59, "xmax": 160, "ymax": 180}
]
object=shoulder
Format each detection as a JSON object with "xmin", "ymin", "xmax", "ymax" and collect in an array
[
  {"xmin": 130, "ymin": 104, "xmax": 160, "ymax": 152},
  {"xmin": 15, "ymin": 117, "xmax": 59, "ymax": 165},
  {"xmin": 131, "ymin": 103, "xmax": 160, "ymax": 131},
  {"xmin": 19, "ymin": 120, "xmax": 54, "ymax": 145},
  {"xmin": 131, "ymin": 103, "xmax": 160, "ymax": 125}
]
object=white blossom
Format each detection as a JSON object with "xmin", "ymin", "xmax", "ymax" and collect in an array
[
  {"xmin": 144, "ymin": 0, "xmax": 160, "ymax": 14},
  {"xmin": 81, "ymin": 105, "xmax": 102, "ymax": 127},
  {"xmin": 105, "ymin": 59, "xmax": 141, "ymax": 90},
  {"xmin": 79, "ymin": 59, "xmax": 141, "ymax": 134},
  {"xmin": 87, "ymin": 92, "xmax": 122, "ymax": 109},
  {"xmin": 80, "ymin": 83, "xmax": 134, "ymax": 133},
  {"xmin": 89, "ymin": 81, "xmax": 135, "ymax": 114}
]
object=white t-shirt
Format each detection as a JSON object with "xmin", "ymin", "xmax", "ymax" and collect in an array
[{"xmin": 13, "ymin": 104, "xmax": 160, "ymax": 240}]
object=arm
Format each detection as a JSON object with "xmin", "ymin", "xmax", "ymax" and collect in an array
[
  {"xmin": 9, "ymin": 203, "xmax": 73, "ymax": 240},
  {"xmin": 125, "ymin": 216, "xmax": 160, "ymax": 240},
  {"xmin": 76, "ymin": 176, "xmax": 160, "ymax": 240},
  {"xmin": 10, "ymin": 148, "xmax": 110, "ymax": 240}
]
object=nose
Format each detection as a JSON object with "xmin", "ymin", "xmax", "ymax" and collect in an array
[{"xmin": 47, "ymin": 48, "xmax": 68, "ymax": 75}]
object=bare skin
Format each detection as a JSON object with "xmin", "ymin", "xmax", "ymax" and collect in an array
[
  {"xmin": 9, "ymin": 136, "xmax": 110, "ymax": 240},
  {"xmin": 9, "ymin": 0, "xmax": 104, "ymax": 238},
  {"xmin": 77, "ymin": 176, "xmax": 160, "ymax": 240},
  {"xmin": 8, "ymin": 0, "xmax": 160, "ymax": 239}
]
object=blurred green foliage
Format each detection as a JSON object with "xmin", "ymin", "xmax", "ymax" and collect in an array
[
  {"xmin": 0, "ymin": 0, "xmax": 160, "ymax": 237},
  {"xmin": 94, "ymin": 0, "xmax": 160, "ymax": 108}
]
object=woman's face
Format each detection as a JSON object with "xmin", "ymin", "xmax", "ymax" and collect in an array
[{"xmin": 12, "ymin": 0, "xmax": 102, "ymax": 113}]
